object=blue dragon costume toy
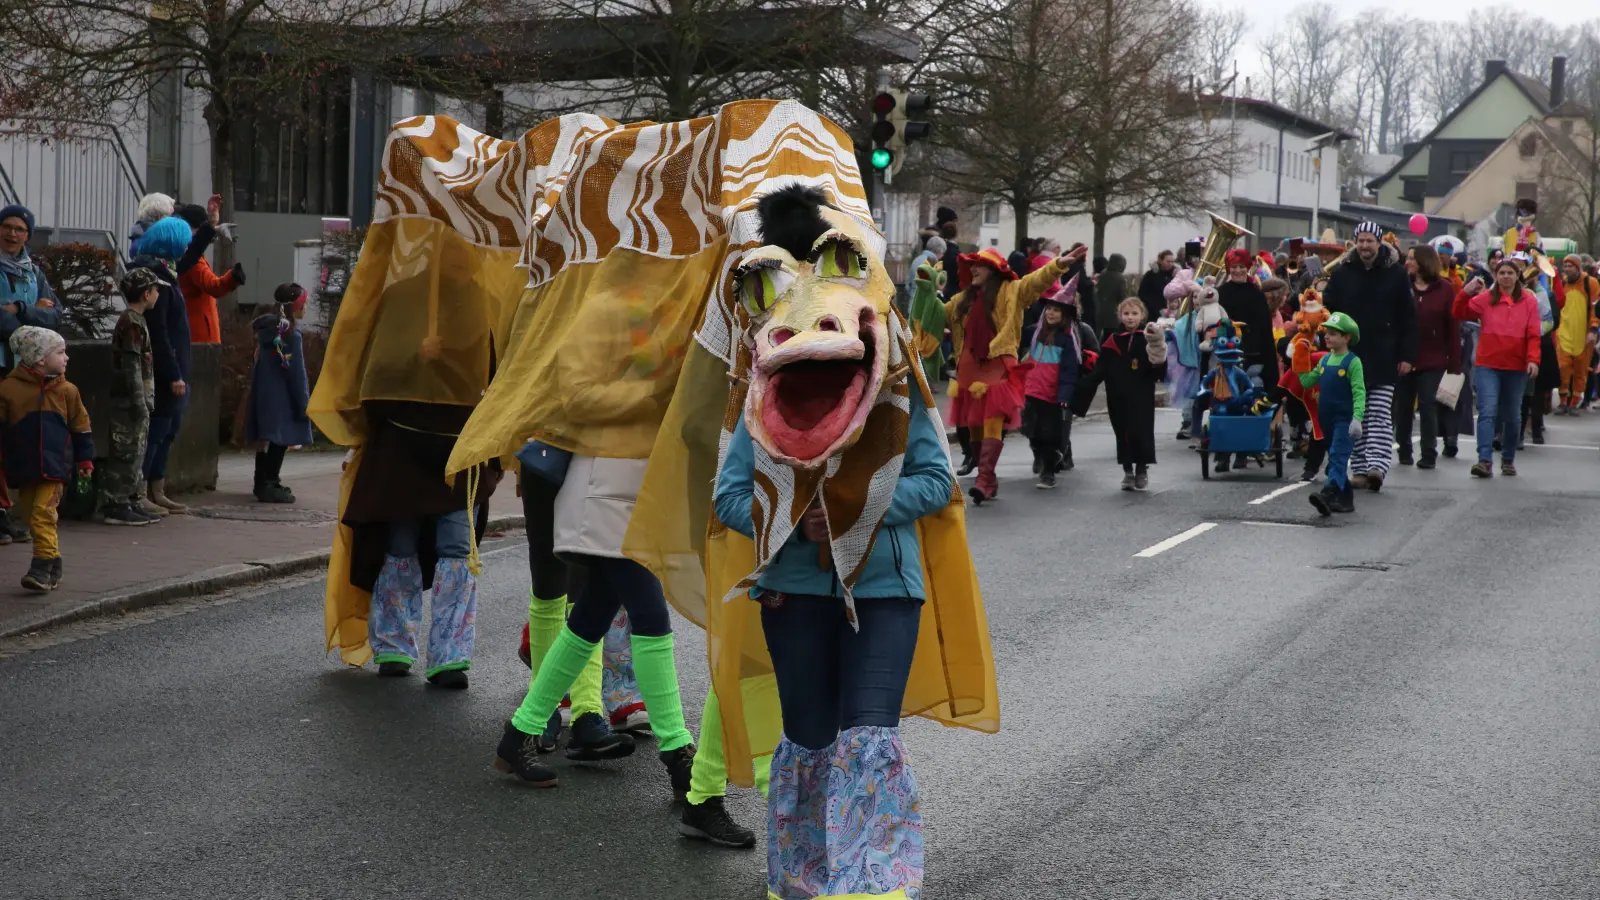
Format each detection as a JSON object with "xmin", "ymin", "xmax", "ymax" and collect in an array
[{"xmin": 1198, "ymin": 320, "xmax": 1261, "ymax": 415}]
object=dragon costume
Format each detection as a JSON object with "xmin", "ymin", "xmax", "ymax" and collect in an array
[{"xmin": 338, "ymin": 100, "xmax": 1001, "ymax": 899}]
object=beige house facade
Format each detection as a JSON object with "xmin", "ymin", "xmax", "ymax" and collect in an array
[{"xmin": 1432, "ymin": 109, "xmax": 1594, "ymax": 227}]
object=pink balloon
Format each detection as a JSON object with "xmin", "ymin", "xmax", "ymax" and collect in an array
[{"xmin": 1408, "ymin": 213, "xmax": 1428, "ymax": 236}]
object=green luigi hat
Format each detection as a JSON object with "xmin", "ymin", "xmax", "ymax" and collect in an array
[{"xmin": 1320, "ymin": 311, "xmax": 1360, "ymax": 345}]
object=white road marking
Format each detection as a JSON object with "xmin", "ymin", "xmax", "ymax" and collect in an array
[
  {"xmin": 1535, "ymin": 443, "xmax": 1600, "ymax": 451},
  {"xmin": 1238, "ymin": 520, "xmax": 1314, "ymax": 529},
  {"xmin": 1134, "ymin": 523, "xmax": 1217, "ymax": 558},
  {"xmin": 1248, "ymin": 481, "xmax": 1311, "ymax": 505}
]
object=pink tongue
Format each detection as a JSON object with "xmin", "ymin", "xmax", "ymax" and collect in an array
[{"xmin": 761, "ymin": 367, "xmax": 869, "ymax": 461}]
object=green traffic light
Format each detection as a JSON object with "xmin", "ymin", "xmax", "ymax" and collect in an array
[{"xmin": 871, "ymin": 148, "xmax": 893, "ymax": 170}]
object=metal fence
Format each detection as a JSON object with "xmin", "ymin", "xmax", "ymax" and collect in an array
[{"xmin": 0, "ymin": 120, "xmax": 145, "ymax": 259}]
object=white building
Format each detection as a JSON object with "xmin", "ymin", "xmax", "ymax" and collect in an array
[{"xmin": 973, "ymin": 97, "xmax": 1356, "ymax": 268}]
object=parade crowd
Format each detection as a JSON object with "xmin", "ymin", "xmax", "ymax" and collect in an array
[
  {"xmin": 0, "ymin": 194, "xmax": 312, "ymax": 590},
  {"xmin": 908, "ymin": 204, "xmax": 1600, "ymax": 516}
]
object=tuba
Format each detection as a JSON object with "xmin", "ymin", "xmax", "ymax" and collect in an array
[{"xmin": 1194, "ymin": 212, "xmax": 1254, "ymax": 283}]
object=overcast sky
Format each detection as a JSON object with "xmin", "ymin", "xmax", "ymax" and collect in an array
[{"xmin": 1209, "ymin": 0, "xmax": 1586, "ymax": 78}]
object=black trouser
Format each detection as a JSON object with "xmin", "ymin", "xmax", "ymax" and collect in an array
[
  {"xmin": 955, "ymin": 426, "xmax": 973, "ymax": 462},
  {"xmin": 1393, "ymin": 369, "xmax": 1445, "ymax": 460},
  {"xmin": 253, "ymin": 443, "xmax": 287, "ymax": 486},
  {"xmin": 519, "ymin": 461, "xmax": 567, "ymax": 602},
  {"xmin": 1303, "ymin": 436, "xmax": 1328, "ymax": 476},
  {"xmin": 564, "ymin": 556, "xmax": 672, "ymax": 640}
]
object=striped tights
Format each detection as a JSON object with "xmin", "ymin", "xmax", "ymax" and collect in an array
[{"xmin": 1350, "ymin": 385, "xmax": 1395, "ymax": 477}]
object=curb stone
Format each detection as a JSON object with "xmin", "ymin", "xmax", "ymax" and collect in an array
[{"xmin": 0, "ymin": 514, "xmax": 526, "ymax": 640}]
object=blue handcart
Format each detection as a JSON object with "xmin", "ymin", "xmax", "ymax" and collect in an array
[{"xmin": 1199, "ymin": 405, "xmax": 1285, "ymax": 480}]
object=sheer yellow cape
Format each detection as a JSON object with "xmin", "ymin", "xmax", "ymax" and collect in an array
[
  {"xmin": 306, "ymin": 112, "xmax": 602, "ymax": 663},
  {"xmin": 400, "ymin": 100, "xmax": 998, "ymax": 789}
]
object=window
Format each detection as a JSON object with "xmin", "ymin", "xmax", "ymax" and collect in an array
[
  {"xmin": 230, "ymin": 76, "xmax": 352, "ymax": 216},
  {"xmin": 1562, "ymin": 119, "xmax": 1575, "ymax": 135},
  {"xmin": 1516, "ymin": 182, "xmax": 1538, "ymax": 204},
  {"xmin": 982, "ymin": 201, "xmax": 1000, "ymax": 226},
  {"xmin": 146, "ymin": 68, "xmax": 182, "ymax": 197},
  {"xmin": 1519, "ymin": 134, "xmax": 1539, "ymax": 159},
  {"xmin": 1448, "ymin": 149, "xmax": 1485, "ymax": 175}
]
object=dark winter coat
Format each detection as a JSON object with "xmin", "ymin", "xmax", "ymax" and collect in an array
[
  {"xmin": 1072, "ymin": 329, "xmax": 1167, "ymax": 466},
  {"xmin": 1217, "ymin": 280, "xmax": 1276, "ymax": 370},
  {"xmin": 1138, "ymin": 267, "xmax": 1174, "ymax": 321},
  {"xmin": 1411, "ymin": 278, "xmax": 1462, "ymax": 373},
  {"xmin": 244, "ymin": 314, "xmax": 314, "ymax": 447},
  {"xmin": 1322, "ymin": 242, "xmax": 1418, "ymax": 388},
  {"xmin": 129, "ymin": 255, "xmax": 192, "ymax": 416},
  {"xmin": 343, "ymin": 400, "xmax": 501, "ymax": 591},
  {"xmin": 1094, "ymin": 256, "xmax": 1129, "ymax": 334}
]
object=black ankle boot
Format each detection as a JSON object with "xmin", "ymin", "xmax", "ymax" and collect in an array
[
  {"xmin": 566, "ymin": 712, "xmax": 636, "ymax": 761},
  {"xmin": 493, "ymin": 720, "xmax": 559, "ymax": 787},
  {"xmin": 660, "ymin": 744, "xmax": 696, "ymax": 802},
  {"xmin": 21, "ymin": 557, "xmax": 52, "ymax": 591},
  {"xmin": 679, "ymin": 795, "xmax": 757, "ymax": 848}
]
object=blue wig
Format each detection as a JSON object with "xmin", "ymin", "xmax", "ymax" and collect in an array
[{"xmin": 138, "ymin": 216, "xmax": 192, "ymax": 261}]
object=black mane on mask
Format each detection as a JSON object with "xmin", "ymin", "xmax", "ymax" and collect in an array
[{"xmin": 757, "ymin": 185, "xmax": 833, "ymax": 260}]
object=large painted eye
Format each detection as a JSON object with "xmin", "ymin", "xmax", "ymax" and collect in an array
[
  {"xmin": 735, "ymin": 258, "xmax": 795, "ymax": 317},
  {"xmin": 810, "ymin": 231, "xmax": 866, "ymax": 282}
]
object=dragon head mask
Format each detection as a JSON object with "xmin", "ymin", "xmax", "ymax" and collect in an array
[{"xmin": 733, "ymin": 185, "xmax": 894, "ymax": 469}]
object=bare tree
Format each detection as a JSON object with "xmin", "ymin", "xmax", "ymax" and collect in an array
[
  {"xmin": 1256, "ymin": 8, "xmax": 1347, "ymax": 123},
  {"xmin": 1358, "ymin": 16, "xmax": 1419, "ymax": 154},
  {"xmin": 1539, "ymin": 63, "xmax": 1600, "ymax": 253},
  {"xmin": 1191, "ymin": 5, "xmax": 1247, "ymax": 89},
  {"xmin": 1046, "ymin": 0, "xmax": 1241, "ymax": 255},
  {"xmin": 933, "ymin": 0, "xmax": 1084, "ymax": 249},
  {"xmin": 1, "ymin": 0, "xmax": 515, "ymax": 264}
]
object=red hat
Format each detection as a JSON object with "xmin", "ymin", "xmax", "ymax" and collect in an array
[
  {"xmin": 1224, "ymin": 248, "xmax": 1253, "ymax": 268},
  {"xmin": 957, "ymin": 247, "xmax": 1018, "ymax": 289}
]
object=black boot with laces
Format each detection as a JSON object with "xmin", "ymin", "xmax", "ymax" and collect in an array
[
  {"xmin": 660, "ymin": 744, "xmax": 696, "ymax": 802},
  {"xmin": 679, "ymin": 795, "xmax": 756, "ymax": 848},
  {"xmin": 493, "ymin": 720, "xmax": 558, "ymax": 787}
]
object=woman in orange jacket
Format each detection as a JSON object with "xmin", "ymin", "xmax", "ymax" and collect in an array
[{"xmin": 175, "ymin": 199, "xmax": 244, "ymax": 344}]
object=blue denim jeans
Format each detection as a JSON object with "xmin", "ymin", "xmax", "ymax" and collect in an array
[
  {"xmin": 761, "ymin": 594, "xmax": 921, "ymax": 750},
  {"xmin": 386, "ymin": 508, "xmax": 472, "ymax": 559},
  {"xmin": 1474, "ymin": 367, "xmax": 1528, "ymax": 463}
]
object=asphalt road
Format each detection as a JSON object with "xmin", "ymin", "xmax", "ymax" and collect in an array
[{"xmin": 4, "ymin": 408, "xmax": 1599, "ymax": 899}]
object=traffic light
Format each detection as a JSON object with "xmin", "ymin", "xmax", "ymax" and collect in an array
[
  {"xmin": 870, "ymin": 92, "xmax": 897, "ymax": 173},
  {"xmin": 868, "ymin": 89, "xmax": 934, "ymax": 184}
]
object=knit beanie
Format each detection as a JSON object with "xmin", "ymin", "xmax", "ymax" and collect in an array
[
  {"xmin": 138, "ymin": 216, "xmax": 193, "ymax": 260},
  {"xmin": 0, "ymin": 204, "xmax": 34, "ymax": 235},
  {"xmin": 10, "ymin": 325, "xmax": 64, "ymax": 367},
  {"xmin": 1354, "ymin": 220, "xmax": 1381, "ymax": 238}
]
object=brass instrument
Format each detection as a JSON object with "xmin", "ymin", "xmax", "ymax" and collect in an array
[
  {"xmin": 1318, "ymin": 240, "xmax": 1355, "ymax": 277},
  {"xmin": 1194, "ymin": 212, "xmax": 1254, "ymax": 283}
]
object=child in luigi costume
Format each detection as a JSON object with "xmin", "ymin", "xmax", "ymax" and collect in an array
[{"xmin": 1301, "ymin": 312, "xmax": 1365, "ymax": 516}]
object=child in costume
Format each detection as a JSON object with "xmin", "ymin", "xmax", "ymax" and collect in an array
[
  {"xmin": 1022, "ymin": 275, "xmax": 1095, "ymax": 488},
  {"xmin": 99, "ymin": 269, "xmax": 161, "ymax": 526},
  {"xmin": 908, "ymin": 258, "xmax": 947, "ymax": 389},
  {"xmin": 1304, "ymin": 313, "xmax": 1365, "ymax": 516},
  {"xmin": 1164, "ymin": 271, "xmax": 1222, "ymax": 440},
  {"xmin": 244, "ymin": 284, "xmax": 313, "ymax": 503},
  {"xmin": 946, "ymin": 244, "xmax": 1082, "ymax": 505},
  {"xmin": 1277, "ymin": 349, "xmax": 1328, "ymax": 482},
  {"xmin": 0, "ymin": 326, "xmax": 93, "ymax": 590},
  {"xmin": 1073, "ymin": 298, "xmax": 1167, "ymax": 491},
  {"xmin": 1554, "ymin": 255, "xmax": 1599, "ymax": 415}
]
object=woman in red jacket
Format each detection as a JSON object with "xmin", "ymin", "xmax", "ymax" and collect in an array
[
  {"xmin": 1396, "ymin": 245, "xmax": 1461, "ymax": 468},
  {"xmin": 1452, "ymin": 258, "xmax": 1541, "ymax": 478}
]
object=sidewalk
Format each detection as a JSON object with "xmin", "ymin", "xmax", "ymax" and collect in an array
[{"xmin": 0, "ymin": 449, "xmax": 523, "ymax": 638}]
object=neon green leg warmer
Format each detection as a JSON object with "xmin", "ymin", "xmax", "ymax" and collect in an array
[
  {"xmin": 687, "ymin": 688, "xmax": 773, "ymax": 804},
  {"xmin": 627, "ymin": 632, "xmax": 693, "ymax": 752},
  {"xmin": 687, "ymin": 689, "xmax": 727, "ymax": 806},
  {"xmin": 569, "ymin": 632, "xmax": 605, "ymax": 719},
  {"xmin": 526, "ymin": 592, "xmax": 566, "ymax": 674},
  {"xmin": 511, "ymin": 626, "xmax": 596, "ymax": 735}
]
